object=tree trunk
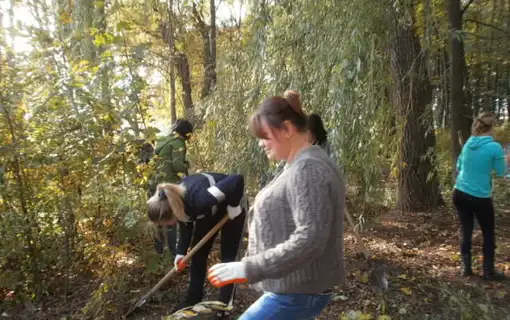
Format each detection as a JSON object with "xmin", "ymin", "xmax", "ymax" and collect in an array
[
  {"xmin": 484, "ymin": 66, "xmax": 492, "ymax": 112},
  {"xmin": 192, "ymin": 2, "xmax": 215, "ymax": 99},
  {"xmin": 167, "ymin": 0, "xmax": 177, "ymax": 121},
  {"xmin": 493, "ymin": 70, "xmax": 499, "ymax": 117},
  {"xmin": 434, "ymin": 49, "xmax": 450, "ymax": 129},
  {"xmin": 471, "ymin": 17, "xmax": 482, "ymax": 115},
  {"xmin": 447, "ymin": 0, "xmax": 473, "ymax": 168},
  {"xmin": 209, "ymin": 0, "xmax": 217, "ymax": 88},
  {"xmin": 161, "ymin": 5, "xmax": 194, "ymax": 122},
  {"xmin": 175, "ymin": 52, "xmax": 194, "ymax": 122},
  {"xmin": 389, "ymin": 10, "xmax": 444, "ymax": 211},
  {"xmin": 95, "ymin": 0, "xmax": 109, "ymax": 103},
  {"xmin": 506, "ymin": 66, "xmax": 510, "ymax": 119},
  {"xmin": 72, "ymin": 0, "xmax": 96, "ymax": 62},
  {"xmin": 169, "ymin": 64, "xmax": 177, "ymax": 121}
]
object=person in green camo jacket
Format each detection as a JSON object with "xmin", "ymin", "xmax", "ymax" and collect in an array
[{"xmin": 149, "ymin": 119, "xmax": 194, "ymax": 258}]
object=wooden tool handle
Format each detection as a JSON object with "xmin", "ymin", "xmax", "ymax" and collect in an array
[
  {"xmin": 136, "ymin": 215, "xmax": 230, "ymax": 307},
  {"xmin": 180, "ymin": 215, "xmax": 229, "ymax": 267}
]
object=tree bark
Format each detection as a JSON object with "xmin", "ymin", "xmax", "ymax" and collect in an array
[
  {"xmin": 161, "ymin": 4, "xmax": 194, "ymax": 122},
  {"xmin": 389, "ymin": 9, "xmax": 444, "ymax": 211},
  {"xmin": 72, "ymin": 0, "xmax": 96, "ymax": 62},
  {"xmin": 191, "ymin": 1, "xmax": 216, "ymax": 98},
  {"xmin": 506, "ymin": 66, "xmax": 510, "ymax": 119},
  {"xmin": 175, "ymin": 52, "xmax": 194, "ymax": 122},
  {"xmin": 167, "ymin": 0, "xmax": 177, "ymax": 121},
  {"xmin": 95, "ymin": 0, "xmax": 109, "ymax": 104},
  {"xmin": 210, "ymin": 0, "xmax": 217, "ymax": 88},
  {"xmin": 447, "ymin": 0, "xmax": 473, "ymax": 169}
]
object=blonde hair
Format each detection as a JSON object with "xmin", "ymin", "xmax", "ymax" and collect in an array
[
  {"xmin": 146, "ymin": 183, "xmax": 189, "ymax": 223},
  {"xmin": 472, "ymin": 112, "xmax": 496, "ymax": 136}
]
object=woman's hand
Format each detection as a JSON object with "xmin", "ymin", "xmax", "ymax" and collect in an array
[
  {"xmin": 207, "ymin": 262, "xmax": 248, "ymax": 287},
  {"xmin": 174, "ymin": 254, "xmax": 187, "ymax": 272}
]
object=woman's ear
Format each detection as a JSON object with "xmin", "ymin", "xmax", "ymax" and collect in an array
[{"xmin": 282, "ymin": 120, "xmax": 294, "ymax": 138}]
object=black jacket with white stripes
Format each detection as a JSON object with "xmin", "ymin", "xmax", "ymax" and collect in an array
[{"xmin": 176, "ymin": 172, "xmax": 244, "ymax": 255}]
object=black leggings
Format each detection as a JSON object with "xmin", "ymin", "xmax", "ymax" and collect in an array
[
  {"xmin": 452, "ymin": 189, "xmax": 496, "ymax": 270},
  {"xmin": 185, "ymin": 211, "xmax": 246, "ymax": 306}
]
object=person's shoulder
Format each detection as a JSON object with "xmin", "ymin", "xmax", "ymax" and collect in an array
[
  {"xmin": 168, "ymin": 136, "xmax": 185, "ymax": 148},
  {"xmin": 296, "ymin": 149, "xmax": 334, "ymax": 169},
  {"xmin": 208, "ymin": 172, "xmax": 228, "ymax": 180},
  {"xmin": 155, "ymin": 135, "xmax": 168, "ymax": 146},
  {"xmin": 181, "ymin": 173, "xmax": 204, "ymax": 184},
  {"xmin": 289, "ymin": 156, "xmax": 332, "ymax": 183},
  {"xmin": 486, "ymin": 140, "xmax": 504, "ymax": 155}
]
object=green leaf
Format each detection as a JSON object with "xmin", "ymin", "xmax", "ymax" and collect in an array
[
  {"xmin": 116, "ymin": 21, "xmax": 131, "ymax": 31},
  {"xmin": 94, "ymin": 34, "xmax": 106, "ymax": 47}
]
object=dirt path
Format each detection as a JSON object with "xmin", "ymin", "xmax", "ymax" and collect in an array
[
  {"xmin": 134, "ymin": 203, "xmax": 510, "ymax": 319},
  {"xmin": 2, "ymin": 203, "xmax": 509, "ymax": 319}
]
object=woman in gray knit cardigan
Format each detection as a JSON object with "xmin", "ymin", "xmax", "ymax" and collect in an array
[{"xmin": 207, "ymin": 91, "xmax": 346, "ymax": 319}]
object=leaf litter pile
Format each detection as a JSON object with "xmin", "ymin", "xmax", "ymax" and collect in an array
[{"xmin": 2, "ymin": 202, "xmax": 509, "ymax": 320}]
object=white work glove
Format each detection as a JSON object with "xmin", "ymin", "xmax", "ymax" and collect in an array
[
  {"xmin": 227, "ymin": 205, "xmax": 242, "ymax": 220},
  {"xmin": 174, "ymin": 254, "xmax": 187, "ymax": 272},
  {"xmin": 207, "ymin": 262, "xmax": 248, "ymax": 288}
]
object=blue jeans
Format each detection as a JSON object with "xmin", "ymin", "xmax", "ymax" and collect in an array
[{"xmin": 238, "ymin": 292, "xmax": 331, "ymax": 320}]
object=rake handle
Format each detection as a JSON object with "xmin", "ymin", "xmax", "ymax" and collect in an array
[{"xmin": 125, "ymin": 215, "xmax": 230, "ymax": 317}]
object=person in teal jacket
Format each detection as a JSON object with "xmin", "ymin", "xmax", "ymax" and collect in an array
[
  {"xmin": 453, "ymin": 112, "xmax": 509, "ymax": 281},
  {"xmin": 149, "ymin": 119, "xmax": 194, "ymax": 257}
]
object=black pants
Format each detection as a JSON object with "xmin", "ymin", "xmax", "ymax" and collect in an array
[
  {"xmin": 453, "ymin": 189, "xmax": 496, "ymax": 271},
  {"xmin": 153, "ymin": 225, "xmax": 177, "ymax": 256},
  {"xmin": 185, "ymin": 211, "xmax": 246, "ymax": 307}
]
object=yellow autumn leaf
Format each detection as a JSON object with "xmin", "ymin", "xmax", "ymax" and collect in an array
[
  {"xmin": 401, "ymin": 287, "xmax": 412, "ymax": 295},
  {"xmin": 59, "ymin": 12, "xmax": 72, "ymax": 24},
  {"xmin": 360, "ymin": 313, "xmax": 374, "ymax": 320},
  {"xmin": 397, "ymin": 274, "xmax": 407, "ymax": 280},
  {"xmin": 496, "ymin": 291, "xmax": 506, "ymax": 299},
  {"xmin": 177, "ymin": 172, "xmax": 185, "ymax": 178},
  {"xmin": 360, "ymin": 272, "xmax": 369, "ymax": 284},
  {"xmin": 377, "ymin": 316, "xmax": 392, "ymax": 320}
]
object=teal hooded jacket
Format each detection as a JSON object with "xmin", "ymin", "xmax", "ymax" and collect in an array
[{"xmin": 454, "ymin": 136, "xmax": 507, "ymax": 198}]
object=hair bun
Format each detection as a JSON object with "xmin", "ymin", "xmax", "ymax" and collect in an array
[
  {"xmin": 283, "ymin": 90, "xmax": 304, "ymax": 116},
  {"xmin": 476, "ymin": 112, "xmax": 495, "ymax": 126}
]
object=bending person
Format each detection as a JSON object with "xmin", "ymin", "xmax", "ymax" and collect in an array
[{"xmin": 147, "ymin": 172, "xmax": 246, "ymax": 317}]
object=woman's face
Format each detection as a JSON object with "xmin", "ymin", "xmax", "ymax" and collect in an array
[{"xmin": 258, "ymin": 120, "xmax": 291, "ymax": 161}]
